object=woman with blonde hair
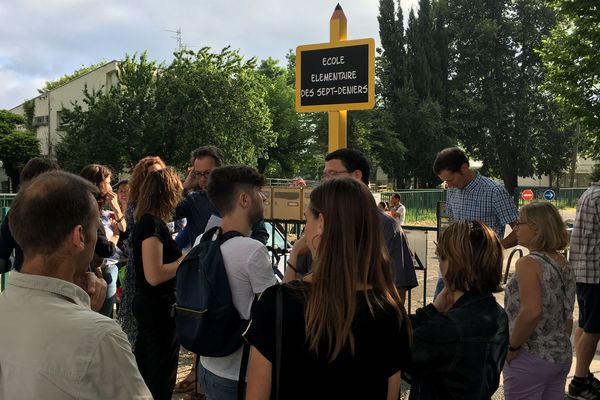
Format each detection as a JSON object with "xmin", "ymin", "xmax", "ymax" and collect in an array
[
  {"xmin": 244, "ymin": 177, "xmax": 410, "ymax": 400},
  {"xmin": 406, "ymin": 220, "xmax": 509, "ymax": 399},
  {"xmin": 503, "ymin": 202, "xmax": 575, "ymax": 399},
  {"xmin": 118, "ymin": 156, "xmax": 166, "ymax": 346},
  {"xmin": 131, "ymin": 167, "xmax": 185, "ymax": 400}
]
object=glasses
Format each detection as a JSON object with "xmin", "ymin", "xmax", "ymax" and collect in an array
[
  {"xmin": 191, "ymin": 170, "xmax": 211, "ymax": 179},
  {"xmin": 321, "ymin": 170, "xmax": 350, "ymax": 179}
]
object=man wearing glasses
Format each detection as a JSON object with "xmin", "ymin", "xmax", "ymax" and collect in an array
[
  {"xmin": 285, "ymin": 148, "xmax": 418, "ymax": 302},
  {"xmin": 176, "ymin": 145, "xmax": 269, "ymax": 247},
  {"xmin": 176, "ymin": 146, "xmax": 224, "ymax": 246}
]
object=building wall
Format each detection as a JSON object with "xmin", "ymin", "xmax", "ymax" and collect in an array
[
  {"xmin": 517, "ymin": 157, "xmax": 596, "ymax": 188},
  {"xmin": 9, "ymin": 61, "xmax": 119, "ymax": 157}
]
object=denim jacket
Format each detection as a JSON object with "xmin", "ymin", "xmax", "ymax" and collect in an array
[{"xmin": 407, "ymin": 291, "xmax": 509, "ymax": 400}]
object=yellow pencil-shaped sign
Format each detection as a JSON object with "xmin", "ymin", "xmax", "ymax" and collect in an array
[{"xmin": 295, "ymin": 38, "xmax": 375, "ymax": 113}]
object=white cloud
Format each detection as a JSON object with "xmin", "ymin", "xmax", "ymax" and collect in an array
[{"xmin": 0, "ymin": 0, "xmax": 418, "ymax": 109}]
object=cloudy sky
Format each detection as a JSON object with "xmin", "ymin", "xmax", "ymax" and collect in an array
[{"xmin": 0, "ymin": 0, "xmax": 419, "ymax": 110}]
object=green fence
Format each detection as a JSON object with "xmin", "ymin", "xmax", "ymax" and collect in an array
[
  {"xmin": 380, "ymin": 190, "xmax": 446, "ymax": 223},
  {"xmin": 0, "ymin": 205, "xmax": 10, "ymax": 291},
  {"xmin": 513, "ymin": 187, "xmax": 588, "ymax": 209},
  {"xmin": 0, "ymin": 193, "xmax": 16, "ymax": 208}
]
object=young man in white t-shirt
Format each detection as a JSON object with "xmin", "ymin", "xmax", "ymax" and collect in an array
[
  {"xmin": 198, "ymin": 165, "xmax": 277, "ymax": 400},
  {"xmin": 389, "ymin": 193, "xmax": 406, "ymax": 226}
]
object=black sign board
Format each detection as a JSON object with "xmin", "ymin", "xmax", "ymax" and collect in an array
[{"xmin": 296, "ymin": 38, "xmax": 374, "ymax": 112}]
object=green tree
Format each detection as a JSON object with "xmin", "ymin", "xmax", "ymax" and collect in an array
[
  {"xmin": 0, "ymin": 110, "xmax": 41, "ymax": 190},
  {"xmin": 255, "ymin": 57, "xmax": 312, "ymax": 177},
  {"xmin": 446, "ymin": 0, "xmax": 573, "ymax": 193},
  {"xmin": 58, "ymin": 49, "xmax": 275, "ymax": 173},
  {"xmin": 539, "ymin": 0, "xmax": 600, "ymax": 139},
  {"xmin": 377, "ymin": 0, "xmax": 451, "ymax": 188}
]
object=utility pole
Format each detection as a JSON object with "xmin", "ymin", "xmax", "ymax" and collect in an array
[{"xmin": 165, "ymin": 28, "xmax": 184, "ymax": 51}]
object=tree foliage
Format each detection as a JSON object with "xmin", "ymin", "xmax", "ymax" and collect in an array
[
  {"xmin": 0, "ymin": 110, "xmax": 41, "ymax": 190},
  {"xmin": 57, "ymin": 50, "xmax": 276, "ymax": 173},
  {"xmin": 539, "ymin": 0, "xmax": 600, "ymax": 154},
  {"xmin": 446, "ymin": 0, "xmax": 574, "ymax": 192},
  {"xmin": 377, "ymin": 0, "xmax": 451, "ymax": 188}
]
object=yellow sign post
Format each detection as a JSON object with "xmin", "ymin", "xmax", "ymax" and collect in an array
[
  {"xmin": 329, "ymin": 4, "xmax": 348, "ymax": 152},
  {"xmin": 295, "ymin": 4, "xmax": 375, "ymax": 152}
]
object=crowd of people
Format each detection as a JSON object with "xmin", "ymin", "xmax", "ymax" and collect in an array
[{"xmin": 0, "ymin": 145, "xmax": 598, "ymax": 400}]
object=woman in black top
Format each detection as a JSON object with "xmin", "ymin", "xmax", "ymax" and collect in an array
[
  {"xmin": 131, "ymin": 168, "xmax": 185, "ymax": 400},
  {"xmin": 406, "ymin": 221, "xmax": 509, "ymax": 399},
  {"xmin": 245, "ymin": 177, "xmax": 411, "ymax": 400}
]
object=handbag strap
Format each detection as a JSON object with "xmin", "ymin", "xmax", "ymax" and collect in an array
[
  {"xmin": 274, "ymin": 285, "xmax": 283, "ymax": 400},
  {"xmin": 528, "ymin": 252, "xmax": 568, "ymax": 320}
]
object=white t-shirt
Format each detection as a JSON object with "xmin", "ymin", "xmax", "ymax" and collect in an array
[
  {"xmin": 200, "ymin": 235, "xmax": 277, "ymax": 381},
  {"xmin": 392, "ymin": 204, "xmax": 406, "ymax": 226}
]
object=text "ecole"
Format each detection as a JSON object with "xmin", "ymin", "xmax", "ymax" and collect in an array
[{"xmin": 322, "ymin": 56, "xmax": 345, "ymax": 66}]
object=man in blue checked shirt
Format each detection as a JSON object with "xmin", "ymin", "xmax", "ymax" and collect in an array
[{"xmin": 433, "ymin": 147, "xmax": 518, "ymax": 295}]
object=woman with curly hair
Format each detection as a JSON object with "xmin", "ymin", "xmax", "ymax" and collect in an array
[
  {"xmin": 118, "ymin": 156, "xmax": 166, "ymax": 346},
  {"xmin": 131, "ymin": 168, "xmax": 185, "ymax": 400}
]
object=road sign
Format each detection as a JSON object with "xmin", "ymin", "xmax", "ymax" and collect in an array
[
  {"xmin": 543, "ymin": 189, "xmax": 556, "ymax": 201},
  {"xmin": 521, "ymin": 189, "xmax": 534, "ymax": 201},
  {"xmin": 296, "ymin": 38, "xmax": 375, "ymax": 112}
]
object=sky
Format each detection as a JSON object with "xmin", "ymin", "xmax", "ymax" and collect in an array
[{"xmin": 0, "ymin": 0, "xmax": 419, "ymax": 110}]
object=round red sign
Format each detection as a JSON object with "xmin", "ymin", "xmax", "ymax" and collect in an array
[{"xmin": 521, "ymin": 189, "xmax": 534, "ymax": 201}]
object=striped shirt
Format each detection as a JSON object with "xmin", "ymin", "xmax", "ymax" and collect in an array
[
  {"xmin": 446, "ymin": 173, "xmax": 517, "ymax": 238},
  {"xmin": 569, "ymin": 183, "xmax": 600, "ymax": 284}
]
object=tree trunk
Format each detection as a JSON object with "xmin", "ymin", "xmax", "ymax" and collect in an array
[
  {"xmin": 4, "ymin": 162, "xmax": 20, "ymax": 193},
  {"xmin": 501, "ymin": 171, "xmax": 518, "ymax": 198}
]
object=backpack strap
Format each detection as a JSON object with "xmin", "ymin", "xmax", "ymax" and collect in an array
[
  {"xmin": 199, "ymin": 226, "xmax": 243, "ymax": 245},
  {"xmin": 237, "ymin": 342, "xmax": 250, "ymax": 400},
  {"xmin": 221, "ymin": 230, "xmax": 244, "ymax": 244},
  {"xmin": 274, "ymin": 285, "xmax": 283, "ymax": 400}
]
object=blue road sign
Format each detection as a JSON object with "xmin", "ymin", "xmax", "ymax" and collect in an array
[{"xmin": 543, "ymin": 189, "xmax": 556, "ymax": 201}]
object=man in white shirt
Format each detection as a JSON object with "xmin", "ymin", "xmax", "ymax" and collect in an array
[
  {"xmin": 389, "ymin": 193, "xmax": 406, "ymax": 226},
  {"xmin": 198, "ymin": 165, "xmax": 277, "ymax": 400},
  {"xmin": 0, "ymin": 171, "xmax": 151, "ymax": 400}
]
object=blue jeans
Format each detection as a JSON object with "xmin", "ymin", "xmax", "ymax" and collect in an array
[
  {"xmin": 99, "ymin": 264, "xmax": 118, "ymax": 317},
  {"xmin": 198, "ymin": 362, "xmax": 241, "ymax": 400}
]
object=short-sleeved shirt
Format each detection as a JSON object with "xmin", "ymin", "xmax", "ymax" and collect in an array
[
  {"xmin": 131, "ymin": 213, "xmax": 182, "ymax": 299},
  {"xmin": 569, "ymin": 183, "xmax": 600, "ymax": 283},
  {"xmin": 446, "ymin": 173, "xmax": 517, "ymax": 238},
  {"xmin": 199, "ymin": 235, "xmax": 277, "ymax": 381},
  {"xmin": 244, "ymin": 282, "xmax": 411, "ymax": 399},
  {"xmin": 504, "ymin": 252, "xmax": 576, "ymax": 364}
]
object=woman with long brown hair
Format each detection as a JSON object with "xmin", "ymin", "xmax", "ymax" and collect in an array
[
  {"xmin": 244, "ymin": 177, "xmax": 410, "ymax": 400},
  {"xmin": 118, "ymin": 156, "xmax": 166, "ymax": 346},
  {"xmin": 131, "ymin": 167, "xmax": 185, "ymax": 400}
]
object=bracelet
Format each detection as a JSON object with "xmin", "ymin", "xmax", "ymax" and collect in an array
[
  {"xmin": 116, "ymin": 216, "xmax": 124, "ymax": 223},
  {"xmin": 508, "ymin": 345, "xmax": 521, "ymax": 352},
  {"xmin": 286, "ymin": 261, "xmax": 297, "ymax": 273}
]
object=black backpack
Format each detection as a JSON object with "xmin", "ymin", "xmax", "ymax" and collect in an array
[{"xmin": 172, "ymin": 226, "xmax": 246, "ymax": 357}]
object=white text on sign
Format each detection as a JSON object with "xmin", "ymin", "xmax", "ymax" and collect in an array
[
  {"xmin": 301, "ymin": 85, "xmax": 368, "ymax": 98},
  {"xmin": 322, "ymin": 56, "xmax": 344, "ymax": 65}
]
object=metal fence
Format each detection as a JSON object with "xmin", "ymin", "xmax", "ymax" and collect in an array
[
  {"xmin": 380, "ymin": 190, "xmax": 446, "ymax": 223},
  {"xmin": 0, "ymin": 194, "xmax": 16, "ymax": 208}
]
